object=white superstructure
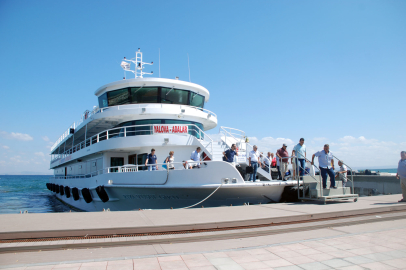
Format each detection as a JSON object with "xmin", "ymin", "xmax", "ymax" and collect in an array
[{"xmin": 47, "ymin": 49, "xmax": 297, "ymax": 211}]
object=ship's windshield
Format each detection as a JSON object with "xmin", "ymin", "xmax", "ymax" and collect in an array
[{"xmin": 98, "ymin": 87, "xmax": 204, "ymax": 109}]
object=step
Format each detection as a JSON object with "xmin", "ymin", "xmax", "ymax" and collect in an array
[{"xmin": 310, "ymin": 187, "xmax": 352, "ymax": 198}]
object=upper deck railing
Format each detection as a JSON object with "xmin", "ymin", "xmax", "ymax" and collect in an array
[
  {"xmin": 50, "ymin": 103, "xmax": 217, "ymax": 152},
  {"xmin": 50, "ymin": 123, "xmax": 214, "ymax": 164}
]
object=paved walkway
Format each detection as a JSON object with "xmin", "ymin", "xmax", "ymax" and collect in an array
[
  {"xmin": 1, "ymin": 216, "xmax": 406, "ymax": 269},
  {"xmin": 2, "ymin": 195, "xmax": 405, "ymax": 240}
]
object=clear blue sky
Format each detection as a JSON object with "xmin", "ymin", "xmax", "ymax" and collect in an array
[{"xmin": 0, "ymin": 0, "xmax": 405, "ymax": 174}]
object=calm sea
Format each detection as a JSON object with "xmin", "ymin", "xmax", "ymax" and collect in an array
[{"xmin": 0, "ymin": 175, "xmax": 74, "ymax": 214}]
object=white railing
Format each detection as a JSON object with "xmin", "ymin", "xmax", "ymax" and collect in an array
[
  {"xmin": 50, "ymin": 104, "xmax": 217, "ymax": 152},
  {"xmin": 51, "ymin": 161, "xmax": 221, "ymax": 180},
  {"xmin": 50, "ymin": 123, "xmax": 214, "ymax": 163}
]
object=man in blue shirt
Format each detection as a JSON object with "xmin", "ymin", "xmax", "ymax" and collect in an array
[
  {"xmin": 190, "ymin": 147, "xmax": 201, "ymax": 169},
  {"xmin": 145, "ymin": 148, "xmax": 158, "ymax": 171},
  {"xmin": 396, "ymin": 151, "xmax": 406, "ymax": 202},
  {"xmin": 223, "ymin": 144, "xmax": 238, "ymax": 163},
  {"xmin": 311, "ymin": 144, "xmax": 336, "ymax": 189},
  {"xmin": 292, "ymin": 138, "xmax": 306, "ymax": 179}
]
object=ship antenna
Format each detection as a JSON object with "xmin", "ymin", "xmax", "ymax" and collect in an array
[
  {"xmin": 120, "ymin": 48, "xmax": 154, "ymax": 79},
  {"xmin": 159, "ymin": 48, "xmax": 161, "ymax": 78},
  {"xmin": 187, "ymin": 53, "xmax": 191, "ymax": 82}
]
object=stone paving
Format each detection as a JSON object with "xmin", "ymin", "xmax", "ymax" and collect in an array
[{"xmin": 2, "ymin": 220, "xmax": 406, "ymax": 270}]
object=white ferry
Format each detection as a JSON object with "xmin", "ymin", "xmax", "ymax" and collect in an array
[{"xmin": 47, "ymin": 49, "xmax": 297, "ymax": 211}]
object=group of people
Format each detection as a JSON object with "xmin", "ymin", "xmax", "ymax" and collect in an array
[
  {"xmin": 144, "ymin": 147, "xmax": 203, "ymax": 171},
  {"xmin": 246, "ymin": 139, "xmax": 349, "ymax": 188}
]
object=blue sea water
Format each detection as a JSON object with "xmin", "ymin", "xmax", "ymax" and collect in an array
[
  {"xmin": 361, "ymin": 168, "xmax": 397, "ymax": 173},
  {"xmin": 0, "ymin": 175, "xmax": 74, "ymax": 214}
]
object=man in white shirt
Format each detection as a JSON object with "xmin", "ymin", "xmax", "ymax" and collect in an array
[
  {"xmin": 336, "ymin": 160, "xmax": 348, "ymax": 187},
  {"xmin": 248, "ymin": 145, "xmax": 261, "ymax": 182},
  {"xmin": 262, "ymin": 152, "xmax": 272, "ymax": 173}
]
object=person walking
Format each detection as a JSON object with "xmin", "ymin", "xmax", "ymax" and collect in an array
[
  {"xmin": 145, "ymin": 149, "xmax": 158, "ymax": 171},
  {"xmin": 223, "ymin": 144, "xmax": 239, "ymax": 163},
  {"xmin": 248, "ymin": 145, "xmax": 261, "ymax": 182},
  {"xmin": 293, "ymin": 138, "xmax": 306, "ymax": 179},
  {"xmin": 312, "ymin": 144, "xmax": 336, "ymax": 189},
  {"xmin": 262, "ymin": 152, "xmax": 272, "ymax": 173},
  {"xmin": 276, "ymin": 144, "xmax": 290, "ymax": 181},
  {"xmin": 396, "ymin": 151, "xmax": 406, "ymax": 203},
  {"xmin": 336, "ymin": 160, "xmax": 348, "ymax": 187}
]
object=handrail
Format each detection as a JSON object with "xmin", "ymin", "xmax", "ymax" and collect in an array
[
  {"xmin": 294, "ymin": 155, "xmax": 323, "ymax": 198},
  {"xmin": 292, "ymin": 156, "xmax": 321, "ymax": 199},
  {"xmin": 219, "ymin": 127, "xmax": 246, "ymax": 154},
  {"xmin": 50, "ymin": 161, "xmax": 227, "ymax": 180},
  {"xmin": 245, "ymin": 143, "xmax": 273, "ymax": 177},
  {"xmin": 332, "ymin": 154, "xmax": 354, "ymax": 194},
  {"xmin": 51, "ymin": 103, "xmax": 217, "ymax": 153},
  {"xmin": 51, "ymin": 123, "xmax": 214, "ymax": 163}
]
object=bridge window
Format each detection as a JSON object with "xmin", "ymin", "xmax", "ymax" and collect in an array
[
  {"xmin": 98, "ymin": 87, "xmax": 205, "ymax": 108},
  {"xmin": 130, "ymin": 87, "xmax": 159, "ymax": 104},
  {"xmin": 108, "ymin": 88, "xmax": 130, "ymax": 106},
  {"xmin": 161, "ymin": 88, "xmax": 189, "ymax": 105},
  {"xmin": 189, "ymin": 93, "xmax": 204, "ymax": 108}
]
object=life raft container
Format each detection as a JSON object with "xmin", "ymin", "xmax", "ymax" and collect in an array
[
  {"xmin": 65, "ymin": 186, "xmax": 71, "ymax": 198},
  {"xmin": 81, "ymin": 188, "xmax": 93, "ymax": 203},
  {"xmin": 72, "ymin": 187, "xmax": 80, "ymax": 201},
  {"xmin": 59, "ymin": 185, "xmax": 64, "ymax": 196},
  {"xmin": 95, "ymin": 185, "xmax": 109, "ymax": 203}
]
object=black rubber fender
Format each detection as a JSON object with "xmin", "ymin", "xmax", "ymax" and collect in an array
[
  {"xmin": 55, "ymin": 185, "xmax": 60, "ymax": 194},
  {"xmin": 81, "ymin": 188, "xmax": 93, "ymax": 203},
  {"xmin": 72, "ymin": 187, "xmax": 80, "ymax": 201},
  {"xmin": 65, "ymin": 186, "xmax": 71, "ymax": 198},
  {"xmin": 95, "ymin": 185, "xmax": 109, "ymax": 203},
  {"xmin": 59, "ymin": 185, "xmax": 64, "ymax": 196}
]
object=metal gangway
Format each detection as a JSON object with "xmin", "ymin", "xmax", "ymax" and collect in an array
[{"xmin": 293, "ymin": 155, "xmax": 358, "ymax": 204}]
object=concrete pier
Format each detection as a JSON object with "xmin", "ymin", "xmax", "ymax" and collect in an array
[{"xmin": 1, "ymin": 194, "xmax": 406, "ymax": 269}]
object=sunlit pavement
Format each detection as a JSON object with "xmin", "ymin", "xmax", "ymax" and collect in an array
[{"xmin": 1, "ymin": 217, "xmax": 406, "ymax": 270}]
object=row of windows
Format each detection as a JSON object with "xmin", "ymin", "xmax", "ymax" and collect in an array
[
  {"xmin": 113, "ymin": 119, "xmax": 204, "ymax": 139},
  {"xmin": 98, "ymin": 87, "xmax": 205, "ymax": 109},
  {"xmin": 54, "ymin": 158, "xmax": 103, "ymax": 176}
]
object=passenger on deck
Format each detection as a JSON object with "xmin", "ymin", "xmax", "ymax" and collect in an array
[
  {"xmin": 145, "ymin": 148, "xmax": 158, "ymax": 171},
  {"xmin": 223, "ymin": 144, "xmax": 238, "ymax": 163},
  {"xmin": 262, "ymin": 152, "xmax": 272, "ymax": 173},
  {"xmin": 271, "ymin": 153, "xmax": 277, "ymax": 168},
  {"xmin": 276, "ymin": 155, "xmax": 281, "ymax": 179},
  {"xmin": 396, "ymin": 151, "xmax": 406, "ymax": 203},
  {"xmin": 336, "ymin": 160, "xmax": 348, "ymax": 187},
  {"xmin": 249, "ymin": 145, "xmax": 261, "ymax": 182},
  {"xmin": 165, "ymin": 151, "xmax": 175, "ymax": 170},
  {"xmin": 293, "ymin": 138, "xmax": 307, "ymax": 179},
  {"xmin": 276, "ymin": 144, "xmax": 290, "ymax": 181},
  {"xmin": 189, "ymin": 147, "xmax": 202, "ymax": 169},
  {"xmin": 312, "ymin": 144, "xmax": 336, "ymax": 189}
]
